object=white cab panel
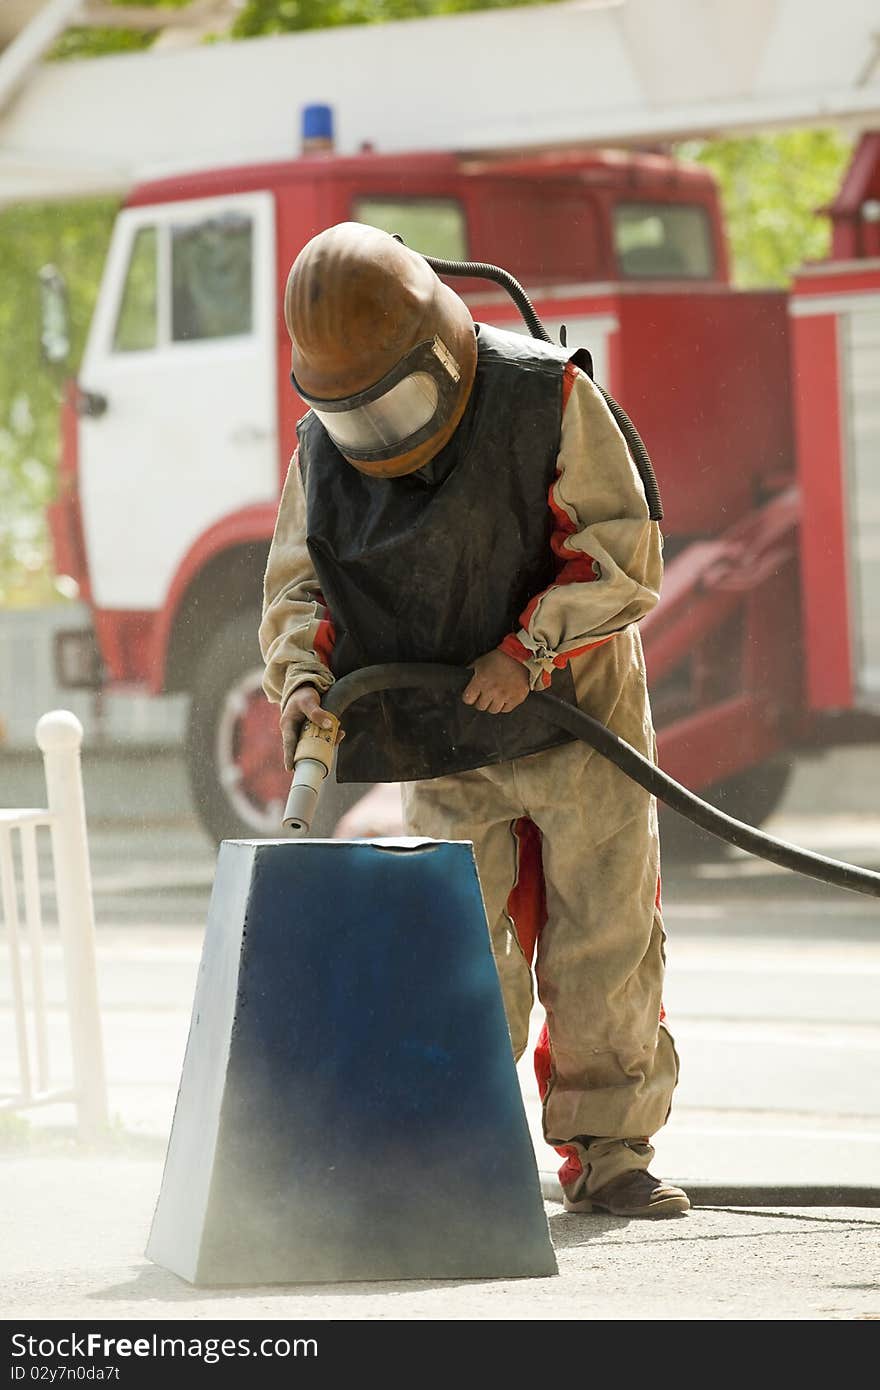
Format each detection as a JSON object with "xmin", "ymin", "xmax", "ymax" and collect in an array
[
  {"xmin": 501, "ymin": 312, "xmax": 615, "ymax": 392},
  {"xmin": 78, "ymin": 192, "xmax": 277, "ymax": 611}
]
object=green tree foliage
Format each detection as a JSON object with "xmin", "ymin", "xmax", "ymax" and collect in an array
[
  {"xmin": 0, "ymin": 200, "xmax": 117, "ymax": 601},
  {"xmin": 679, "ymin": 129, "xmax": 854, "ymax": 287},
  {"xmin": 231, "ymin": 0, "xmax": 558, "ymax": 38},
  {"xmin": 50, "ymin": 28, "xmax": 155, "ymax": 61},
  {"xmin": 51, "ymin": 0, "xmax": 553, "ymax": 57},
  {"xmin": 49, "ymin": 0, "xmax": 192, "ymax": 62}
]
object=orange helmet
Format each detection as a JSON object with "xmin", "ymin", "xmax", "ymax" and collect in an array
[{"xmin": 284, "ymin": 222, "xmax": 477, "ymax": 478}]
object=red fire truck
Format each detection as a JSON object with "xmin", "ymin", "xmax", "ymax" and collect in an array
[{"xmin": 43, "ymin": 129, "xmax": 880, "ymax": 844}]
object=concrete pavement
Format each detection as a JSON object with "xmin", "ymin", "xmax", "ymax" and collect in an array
[
  {"xmin": 2, "ymin": 749, "xmax": 880, "ymax": 1320},
  {"xmin": 2, "ymin": 1148, "xmax": 877, "ymax": 1320},
  {"xmin": 2, "ymin": 953, "xmax": 879, "ymax": 1316}
]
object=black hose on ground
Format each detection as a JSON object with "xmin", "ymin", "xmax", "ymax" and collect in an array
[{"xmin": 319, "ymin": 663, "xmax": 880, "ymax": 900}]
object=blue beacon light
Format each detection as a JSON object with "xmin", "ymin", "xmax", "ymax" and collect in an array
[{"xmin": 301, "ymin": 104, "xmax": 335, "ymax": 155}]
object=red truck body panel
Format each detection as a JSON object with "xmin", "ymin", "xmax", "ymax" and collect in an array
[
  {"xmin": 47, "ymin": 381, "xmax": 92, "ymax": 603},
  {"xmin": 790, "ymin": 309, "xmax": 853, "ymax": 710},
  {"xmin": 615, "ymin": 289, "xmax": 794, "ymax": 536}
]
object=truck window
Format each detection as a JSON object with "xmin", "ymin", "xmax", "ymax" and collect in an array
[
  {"xmin": 614, "ymin": 202, "xmax": 714, "ymax": 279},
  {"xmin": 354, "ymin": 198, "xmax": 466, "ymax": 260},
  {"xmin": 171, "ymin": 212, "xmax": 253, "ymax": 343},
  {"xmin": 113, "ymin": 226, "xmax": 158, "ymax": 353}
]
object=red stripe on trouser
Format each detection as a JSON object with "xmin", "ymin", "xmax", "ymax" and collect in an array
[
  {"xmin": 534, "ymin": 1020, "xmax": 584, "ymax": 1188},
  {"xmin": 505, "ymin": 820, "xmax": 584, "ymax": 1187},
  {"xmin": 656, "ymin": 873, "xmax": 666, "ymax": 1023},
  {"xmin": 530, "ymin": 868, "xmax": 667, "ymax": 1190},
  {"xmin": 507, "ymin": 818, "xmax": 546, "ymax": 966}
]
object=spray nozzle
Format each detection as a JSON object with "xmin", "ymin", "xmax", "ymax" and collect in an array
[{"xmin": 282, "ymin": 713, "xmax": 342, "ymax": 835}]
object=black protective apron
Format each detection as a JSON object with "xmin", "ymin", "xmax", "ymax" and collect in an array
[{"xmin": 299, "ymin": 323, "xmax": 579, "ymax": 783}]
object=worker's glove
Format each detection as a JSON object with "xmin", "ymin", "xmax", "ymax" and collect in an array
[
  {"xmin": 462, "ymin": 649, "xmax": 530, "ymax": 715},
  {"xmin": 280, "ymin": 686, "xmax": 334, "ymax": 772}
]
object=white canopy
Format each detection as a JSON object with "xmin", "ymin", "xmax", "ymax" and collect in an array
[{"xmin": 1, "ymin": 0, "xmax": 879, "ymax": 205}]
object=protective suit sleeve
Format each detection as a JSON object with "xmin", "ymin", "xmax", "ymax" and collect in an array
[
  {"xmin": 259, "ymin": 451, "xmax": 336, "ymax": 709},
  {"xmin": 498, "ymin": 365, "xmax": 663, "ymax": 689}
]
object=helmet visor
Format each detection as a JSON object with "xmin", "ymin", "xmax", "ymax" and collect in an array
[
  {"xmin": 292, "ymin": 336, "xmax": 464, "ymax": 465},
  {"xmin": 312, "ymin": 371, "xmax": 439, "ymax": 454}
]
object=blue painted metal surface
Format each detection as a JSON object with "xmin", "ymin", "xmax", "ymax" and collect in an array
[{"xmin": 147, "ymin": 839, "xmax": 556, "ymax": 1285}]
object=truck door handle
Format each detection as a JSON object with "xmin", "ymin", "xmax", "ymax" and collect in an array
[{"xmin": 76, "ymin": 388, "xmax": 109, "ymax": 418}]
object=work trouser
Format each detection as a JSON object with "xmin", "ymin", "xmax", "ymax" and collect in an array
[{"xmin": 402, "ymin": 722, "xmax": 680, "ymax": 1197}]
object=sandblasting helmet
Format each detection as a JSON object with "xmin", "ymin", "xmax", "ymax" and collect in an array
[{"xmin": 284, "ymin": 222, "xmax": 477, "ymax": 478}]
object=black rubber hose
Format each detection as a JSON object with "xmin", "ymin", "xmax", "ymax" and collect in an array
[
  {"xmin": 419, "ymin": 252, "xmax": 663, "ymax": 521},
  {"xmin": 420, "ymin": 253, "xmax": 551, "ymax": 343},
  {"xmin": 595, "ymin": 389, "xmax": 664, "ymax": 523},
  {"xmin": 322, "ymin": 663, "xmax": 880, "ymax": 900}
]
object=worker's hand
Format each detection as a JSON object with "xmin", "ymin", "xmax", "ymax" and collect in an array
[
  {"xmin": 280, "ymin": 686, "xmax": 333, "ymax": 771},
  {"xmin": 462, "ymin": 649, "xmax": 530, "ymax": 715}
]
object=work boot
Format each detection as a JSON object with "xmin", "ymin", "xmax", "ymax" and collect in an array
[{"xmin": 563, "ymin": 1168, "xmax": 690, "ymax": 1218}]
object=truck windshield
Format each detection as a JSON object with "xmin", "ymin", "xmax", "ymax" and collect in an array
[
  {"xmin": 354, "ymin": 198, "xmax": 467, "ymax": 261},
  {"xmin": 613, "ymin": 202, "xmax": 714, "ymax": 279}
]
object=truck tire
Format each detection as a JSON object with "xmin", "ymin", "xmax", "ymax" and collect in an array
[
  {"xmin": 185, "ymin": 610, "xmax": 368, "ymax": 845},
  {"xmin": 659, "ymin": 756, "xmax": 793, "ymax": 860}
]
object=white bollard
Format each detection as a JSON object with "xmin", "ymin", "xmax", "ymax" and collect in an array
[{"xmin": 36, "ymin": 711, "xmax": 108, "ymax": 1139}]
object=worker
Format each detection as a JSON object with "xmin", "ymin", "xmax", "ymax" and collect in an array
[{"xmin": 260, "ymin": 222, "xmax": 688, "ymax": 1218}]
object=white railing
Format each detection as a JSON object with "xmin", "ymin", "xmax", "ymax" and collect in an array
[{"xmin": 1, "ymin": 710, "xmax": 107, "ymax": 1138}]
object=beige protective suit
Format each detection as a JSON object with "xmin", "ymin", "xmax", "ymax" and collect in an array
[{"xmin": 261, "ymin": 363, "xmax": 679, "ymax": 1199}]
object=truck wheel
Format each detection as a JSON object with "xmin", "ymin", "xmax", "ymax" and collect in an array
[
  {"xmin": 185, "ymin": 610, "xmax": 368, "ymax": 845},
  {"xmin": 659, "ymin": 756, "xmax": 793, "ymax": 860}
]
